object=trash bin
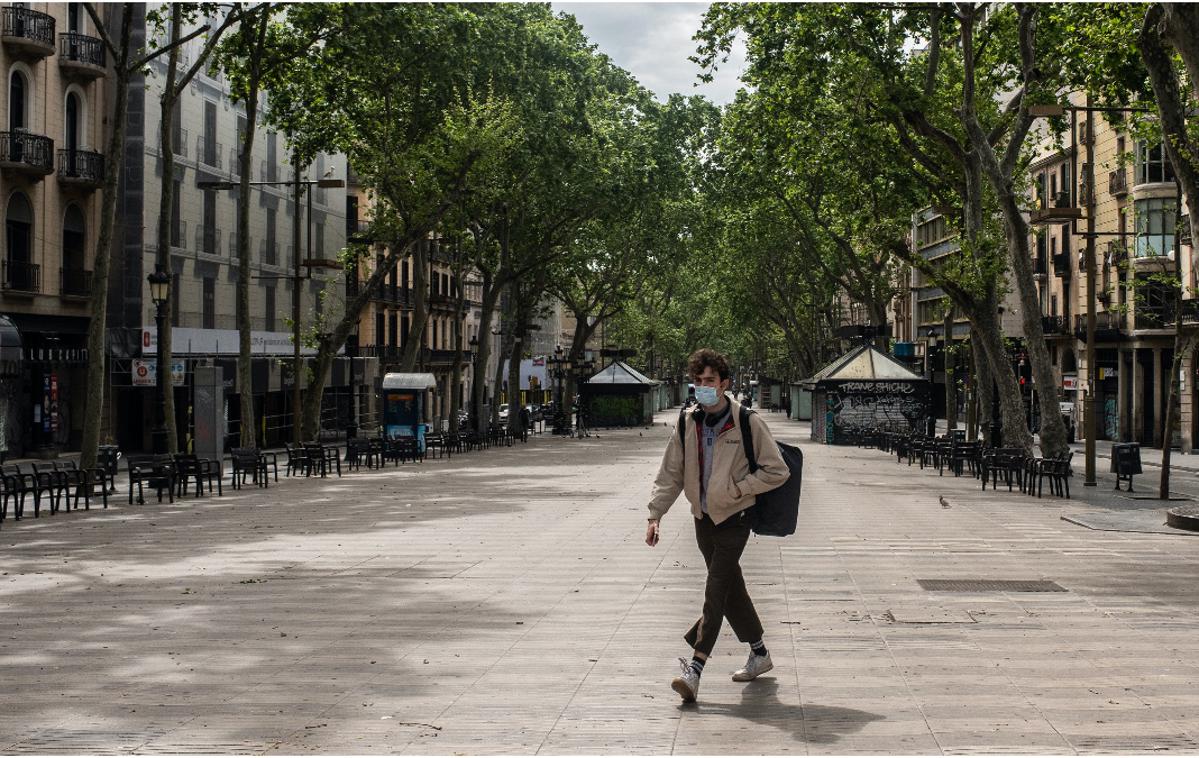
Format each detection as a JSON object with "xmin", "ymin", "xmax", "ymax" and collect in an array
[{"xmin": 1111, "ymin": 442, "xmax": 1142, "ymax": 492}]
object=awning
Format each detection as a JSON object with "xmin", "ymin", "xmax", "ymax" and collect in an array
[
  {"xmin": 382, "ymin": 372, "xmax": 437, "ymax": 390},
  {"xmin": 0, "ymin": 314, "xmax": 21, "ymax": 368}
]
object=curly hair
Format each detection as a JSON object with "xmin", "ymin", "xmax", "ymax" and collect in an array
[{"xmin": 688, "ymin": 348, "xmax": 731, "ymax": 381}]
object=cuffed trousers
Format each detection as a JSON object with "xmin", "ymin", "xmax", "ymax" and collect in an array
[{"xmin": 683, "ymin": 511, "xmax": 764, "ymax": 656}]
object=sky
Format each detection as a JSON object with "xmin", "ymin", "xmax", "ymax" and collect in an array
[{"xmin": 553, "ymin": 2, "xmax": 748, "ymax": 106}]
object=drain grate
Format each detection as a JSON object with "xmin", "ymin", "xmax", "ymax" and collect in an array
[{"xmin": 918, "ymin": 578, "xmax": 1066, "ymax": 592}]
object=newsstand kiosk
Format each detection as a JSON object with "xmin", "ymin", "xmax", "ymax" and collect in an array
[{"xmin": 381, "ymin": 373, "xmax": 436, "ymax": 453}]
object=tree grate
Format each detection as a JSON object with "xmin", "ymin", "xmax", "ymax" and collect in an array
[{"xmin": 917, "ymin": 578, "xmax": 1066, "ymax": 592}]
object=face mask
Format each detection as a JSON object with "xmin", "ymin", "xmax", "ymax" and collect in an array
[{"xmin": 694, "ymin": 385, "xmax": 721, "ymax": 406}]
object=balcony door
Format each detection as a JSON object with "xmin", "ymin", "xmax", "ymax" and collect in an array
[
  {"xmin": 62, "ymin": 205, "xmax": 86, "ymax": 294},
  {"xmin": 9, "ymin": 69, "xmax": 26, "ymax": 131},
  {"xmin": 6, "ymin": 192, "xmax": 33, "ymax": 289},
  {"xmin": 65, "ymin": 92, "xmax": 80, "ymax": 152}
]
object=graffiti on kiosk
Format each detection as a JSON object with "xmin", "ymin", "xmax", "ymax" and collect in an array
[
  {"xmin": 825, "ymin": 383, "xmax": 928, "ymax": 441},
  {"xmin": 838, "ymin": 381, "xmax": 915, "ymax": 394}
]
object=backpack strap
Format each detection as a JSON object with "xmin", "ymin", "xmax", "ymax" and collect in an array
[
  {"xmin": 677, "ymin": 407, "xmax": 688, "ymax": 447},
  {"xmin": 739, "ymin": 405, "xmax": 759, "ymax": 473}
]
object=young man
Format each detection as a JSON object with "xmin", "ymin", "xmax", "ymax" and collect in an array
[{"xmin": 646, "ymin": 348, "xmax": 791, "ymax": 702}]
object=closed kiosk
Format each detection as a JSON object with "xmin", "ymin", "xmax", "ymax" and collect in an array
[{"xmin": 381, "ymin": 373, "xmax": 437, "ymax": 452}]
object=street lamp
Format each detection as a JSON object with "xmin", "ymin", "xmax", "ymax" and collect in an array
[
  {"xmin": 197, "ymin": 173, "xmax": 345, "ymax": 444},
  {"xmin": 549, "ymin": 344, "xmax": 571, "ymax": 435},
  {"xmin": 468, "ymin": 333, "xmax": 479, "ymax": 429},
  {"xmin": 147, "ymin": 264, "xmax": 171, "ymax": 454}
]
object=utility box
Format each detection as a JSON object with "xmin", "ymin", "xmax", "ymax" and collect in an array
[{"xmin": 193, "ymin": 365, "xmax": 226, "ymax": 462}]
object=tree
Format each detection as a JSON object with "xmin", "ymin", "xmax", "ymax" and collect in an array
[{"xmin": 79, "ymin": 4, "xmax": 208, "ymax": 469}]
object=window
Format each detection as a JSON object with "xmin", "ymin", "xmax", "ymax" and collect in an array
[
  {"xmin": 202, "ymin": 189, "xmax": 216, "ymax": 253},
  {"xmin": 203, "ymin": 101, "xmax": 217, "ymax": 166},
  {"xmin": 4, "ymin": 193, "xmax": 33, "ymax": 290},
  {"xmin": 9, "ymin": 68, "xmax": 28, "ymax": 131},
  {"xmin": 1134, "ymin": 197, "xmax": 1176, "ymax": 258},
  {"xmin": 65, "ymin": 91, "xmax": 81, "ymax": 152},
  {"xmin": 346, "ymin": 195, "xmax": 359, "ymax": 233},
  {"xmin": 432, "ymin": 317, "xmax": 438, "ymax": 349},
  {"xmin": 401, "ymin": 314, "xmax": 409, "ymax": 348},
  {"xmin": 202, "ymin": 277, "xmax": 215, "ymax": 329},
  {"xmin": 267, "ymin": 131, "xmax": 277, "ymax": 182},
  {"xmin": 1137, "ymin": 142, "xmax": 1175, "ymax": 185},
  {"xmin": 388, "ymin": 313, "xmax": 398, "ymax": 348},
  {"xmin": 400, "ymin": 259, "xmax": 408, "ymax": 290},
  {"xmin": 375, "ymin": 312, "xmax": 385, "ymax": 347},
  {"xmin": 265, "ymin": 207, "xmax": 276, "ymax": 265},
  {"xmin": 171, "ymin": 179, "xmax": 182, "ymax": 246},
  {"xmin": 265, "ymin": 286, "xmax": 276, "ymax": 331}
]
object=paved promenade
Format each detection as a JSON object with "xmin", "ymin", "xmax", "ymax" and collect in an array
[{"xmin": 3, "ymin": 411, "xmax": 1199, "ymax": 754}]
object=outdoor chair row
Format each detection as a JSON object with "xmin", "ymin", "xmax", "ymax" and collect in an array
[{"xmin": 884, "ymin": 430, "xmax": 1073, "ymax": 499}]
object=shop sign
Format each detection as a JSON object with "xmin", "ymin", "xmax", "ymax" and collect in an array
[
  {"xmin": 1098, "ymin": 367, "xmax": 1118, "ymax": 380},
  {"xmin": 133, "ymin": 359, "xmax": 185, "ymax": 386},
  {"xmin": 1062, "ymin": 375, "xmax": 1078, "ymax": 391}
]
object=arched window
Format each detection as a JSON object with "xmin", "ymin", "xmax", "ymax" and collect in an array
[
  {"xmin": 5, "ymin": 192, "xmax": 34, "ymax": 290},
  {"xmin": 9, "ymin": 69, "xmax": 27, "ymax": 131},
  {"xmin": 65, "ymin": 91, "xmax": 80, "ymax": 152}
]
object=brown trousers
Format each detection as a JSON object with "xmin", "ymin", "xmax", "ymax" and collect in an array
[{"xmin": 683, "ymin": 511, "xmax": 764, "ymax": 656}]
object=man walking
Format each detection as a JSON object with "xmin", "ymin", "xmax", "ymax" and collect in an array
[{"xmin": 646, "ymin": 348, "xmax": 791, "ymax": 702}]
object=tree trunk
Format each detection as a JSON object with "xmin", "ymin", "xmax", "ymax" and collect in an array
[
  {"xmin": 154, "ymin": 5, "xmax": 182, "ymax": 455},
  {"xmin": 972, "ymin": 337, "xmax": 991, "ymax": 445},
  {"xmin": 234, "ymin": 14, "xmax": 267, "ymax": 448},
  {"xmin": 944, "ymin": 308, "xmax": 957, "ymax": 433},
  {"xmin": 1159, "ymin": 284, "xmax": 1191, "ymax": 498},
  {"xmin": 974, "ymin": 309, "xmax": 1033, "ymax": 451},
  {"xmin": 506, "ymin": 328, "xmax": 523, "ymax": 437},
  {"xmin": 399, "ymin": 238, "xmax": 430, "ymax": 371},
  {"xmin": 471, "ymin": 272, "xmax": 499, "ymax": 437},
  {"xmin": 80, "ymin": 5, "xmax": 133, "ymax": 471}
]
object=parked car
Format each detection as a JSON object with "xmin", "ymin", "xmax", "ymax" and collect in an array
[{"xmin": 498, "ymin": 403, "xmax": 509, "ymax": 421}]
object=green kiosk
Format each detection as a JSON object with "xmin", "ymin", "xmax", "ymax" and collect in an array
[{"xmin": 381, "ymin": 373, "xmax": 437, "ymax": 453}]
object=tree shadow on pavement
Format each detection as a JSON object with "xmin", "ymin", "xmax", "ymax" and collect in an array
[{"xmin": 687, "ymin": 678, "xmax": 885, "ymax": 744}]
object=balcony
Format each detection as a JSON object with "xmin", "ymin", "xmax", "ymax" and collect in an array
[
  {"xmin": 1051, "ymin": 252, "xmax": 1072, "ymax": 278},
  {"xmin": 1074, "ymin": 311, "xmax": 1124, "ymax": 342},
  {"xmin": 1030, "ymin": 191, "xmax": 1082, "ymax": 225},
  {"xmin": 57, "ymin": 149, "xmax": 104, "ymax": 189},
  {"xmin": 1, "ymin": 6, "xmax": 54, "ymax": 58},
  {"xmin": 355, "ymin": 344, "xmax": 403, "ymax": 362},
  {"xmin": 0, "ymin": 132, "xmax": 53, "ymax": 176},
  {"xmin": 2, "ymin": 260, "xmax": 40, "ymax": 293},
  {"xmin": 60, "ymin": 267, "xmax": 92, "ymax": 298},
  {"xmin": 1031, "ymin": 255, "xmax": 1047, "ymax": 276},
  {"xmin": 1109, "ymin": 169, "xmax": 1128, "ymax": 197},
  {"xmin": 197, "ymin": 136, "xmax": 223, "ymax": 169},
  {"xmin": 1041, "ymin": 315, "xmax": 1069, "ymax": 336},
  {"xmin": 426, "ymin": 348, "xmax": 468, "ymax": 365},
  {"xmin": 57, "ymin": 32, "xmax": 105, "ymax": 78},
  {"xmin": 195, "ymin": 226, "xmax": 222, "ymax": 257},
  {"xmin": 259, "ymin": 238, "xmax": 278, "ymax": 266}
]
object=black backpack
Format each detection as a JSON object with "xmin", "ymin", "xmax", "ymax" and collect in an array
[{"xmin": 677, "ymin": 406, "xmax": 803, "ymax": 536}]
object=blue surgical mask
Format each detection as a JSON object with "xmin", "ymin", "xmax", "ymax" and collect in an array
[{"xmin": 694, "ymin": 385, "xmax": 720, "ymax": 406}]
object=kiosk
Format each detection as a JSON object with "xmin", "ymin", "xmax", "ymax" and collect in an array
[{"xmin": 381, "ymin": 373, "xmax": 437, "ymax": 453}]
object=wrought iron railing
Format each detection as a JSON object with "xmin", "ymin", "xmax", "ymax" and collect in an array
[
  {"xmin": 2, "ymin": 6, "xmax": 54, "ymax": 47},
  {"xmin": 0, "ymin": 131, "xmax": 53, "ymax": 172},
  {"xmin": 57, "ymin": 148, "xmax": 104, "ymax": 184},
  {"xmin": 60, "ymin": 266, "xmax": 92, "ymax": 296},
  {"xmin": 58, "ymin": 31, "xmax": 104, "ymax": 67},
  {"xmin": 1109, "ymin": 169, "xmax": 1128, "ymax": 196},
  {"xmin": 2, "ymin": 260, "xmax": 41, "ymax": 292}
]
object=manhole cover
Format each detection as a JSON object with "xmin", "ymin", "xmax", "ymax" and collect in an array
[{"xmin": 917, "ymin": 579, "xmax": 1066, "ymax": 592}]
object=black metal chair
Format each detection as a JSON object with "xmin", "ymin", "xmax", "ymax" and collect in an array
[
  {"xmin": 1031, "ymin": 451, "xmax": 1073, "ymax": 498},
  {"xmin": 1, "ymin": 464, "xmax": 36, "ymax": 521},
  {"xmin": 229, "ymin": 448, "xmax": 268, "ymax": 489},
  {"xmin": 127, "ymin": 455, "xmax": 177, "ymax": 504},
  {"xmin": 285, "ymin": 443, "xmax": 310, "ymax": 477}
]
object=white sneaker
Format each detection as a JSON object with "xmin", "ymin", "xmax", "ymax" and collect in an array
[
  {"xmin": 732, "ymin": 651, "xmax": 773, "ymax": 682},
  {"xmin": 671, "ymin": 657, "xmax": 701, "ymax": 702}
]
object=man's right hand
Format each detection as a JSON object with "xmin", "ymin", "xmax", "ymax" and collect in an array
[{"xmin": 645, "ymin": 519, "xmax": 660, "ymax": 546}]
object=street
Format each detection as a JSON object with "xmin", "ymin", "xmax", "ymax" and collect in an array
[{"xmin": 2, "ymin": 411, "xmax": 1199, "ymax": 754}]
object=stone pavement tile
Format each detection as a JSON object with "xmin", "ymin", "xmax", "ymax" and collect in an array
[{"xmin": 805, "ymin": 734, "xmax": 942, "ymax": 754}]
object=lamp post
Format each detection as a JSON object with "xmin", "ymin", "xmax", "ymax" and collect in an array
[
  {"xmin": 197, "ymin": 175, "xmax": 344, "ymax": 444},
  {"xmin": 468, "ymin": 333, "xmax": 479, "ymax": 429},
  {"xmin": 147, "ymin": 264, "xmax": 171, "ymax": 454},
  {"xmin": 549, "ymin": 344, "xmax": 570, "ymax": 435}
]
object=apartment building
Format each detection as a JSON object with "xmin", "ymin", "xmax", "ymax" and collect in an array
[
  {"xmin": 1027, "ymin": 91, "xmax": 1192, "ymax": 449},
  {"xmin": 0, "ymin": 1, "xmax": 110, "ymax": 457},
  {"xmin": 345, "ymin": 173, "xmax": 484, "ymax": 431},
  {"xmin": 104, "ymin": 5, "xmax": 353, "ymax": 452}
]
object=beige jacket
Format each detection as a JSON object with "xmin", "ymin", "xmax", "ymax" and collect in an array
[{"xmin": 648, "ymin": 398, "xmax": 791, "ymax": 526}]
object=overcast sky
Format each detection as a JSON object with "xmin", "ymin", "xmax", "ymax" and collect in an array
[{"xmin": 553, "ymin": 2, "xmax": 747, "ymax": 106}]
